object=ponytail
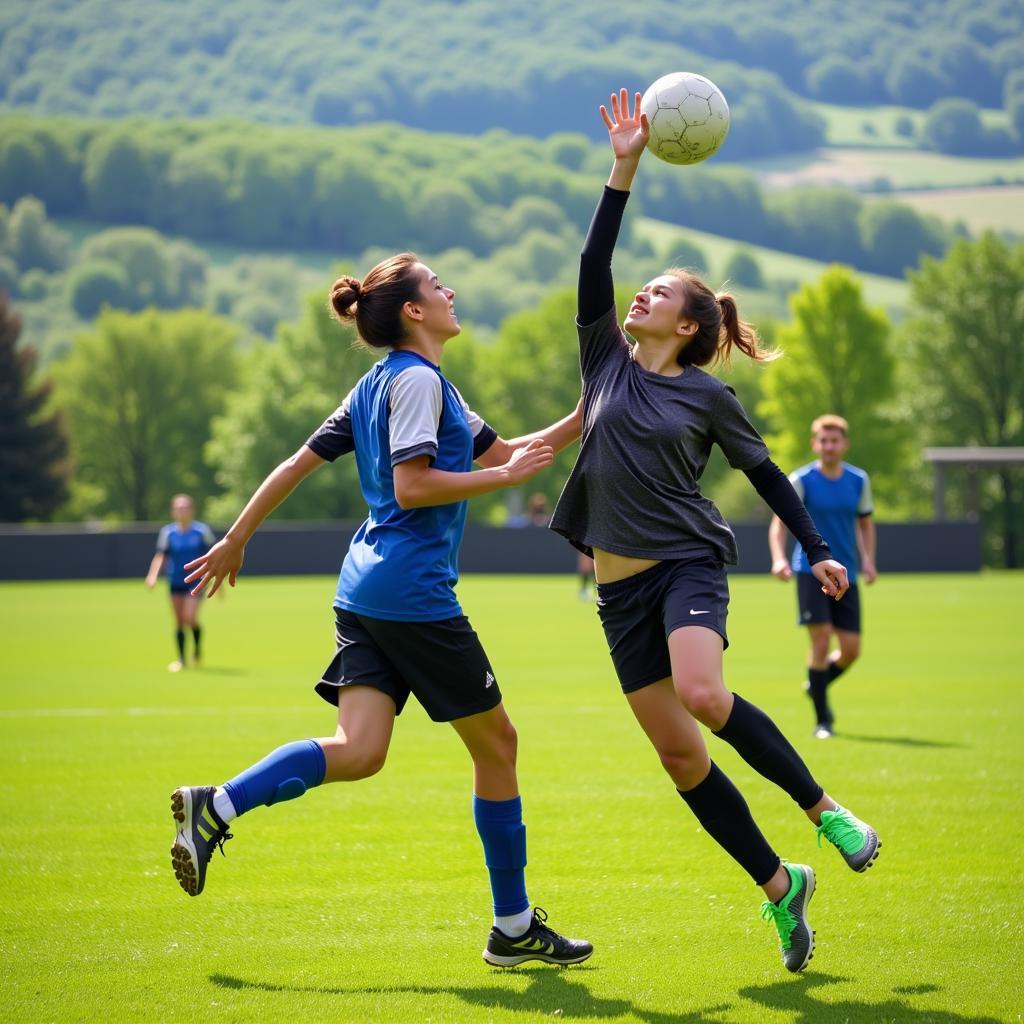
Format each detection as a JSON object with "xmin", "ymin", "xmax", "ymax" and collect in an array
[
  {"xmin": 715, "ymin": 292, "xmax": 777, "ymax": 366},
  {"xmin": 666, "ymin": 268, "xmax": 779, "ymax": 368}
]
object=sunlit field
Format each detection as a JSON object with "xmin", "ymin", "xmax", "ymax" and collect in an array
[{"xmin": 1, "ymin": 573, "xmax": 1021, "ymax": 1023}]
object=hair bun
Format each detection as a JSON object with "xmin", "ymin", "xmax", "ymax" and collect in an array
[{"xmin": 329, "ymin": 275, "xmax": 361, "ymax": 322}]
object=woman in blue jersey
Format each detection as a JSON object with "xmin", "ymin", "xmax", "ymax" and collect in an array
[
  {"xmin": 145, "ymin": 494, "xmax": 216, "ymax": 671},
  {"xmin": 551, "ymin": 91, "xmax": 880, "ymax": 973},
  {"xmin": 170, "ymin": 253, "xmax": 591, "ymax": 967}
]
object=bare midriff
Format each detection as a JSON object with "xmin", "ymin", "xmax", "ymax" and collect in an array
[{"xmin": 593, "ymin": 548, "xmax": 662, "ymax": 585}]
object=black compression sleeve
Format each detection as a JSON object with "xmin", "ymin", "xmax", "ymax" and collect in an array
[
  {"xmin": 578, "ymin": 186, "xmax": 629, "ymax": 326},
  {"xmin": 745, "ymin": 458, "xmax": 833, "ymax": 565}
]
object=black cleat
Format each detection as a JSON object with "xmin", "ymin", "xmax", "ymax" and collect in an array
[
  {"xmin": 170, "ymin": 785, "xmax": 232, "ymax": 896},
  {"xmin": 482, "ymin": 907, "xmax": 593, "ymax": 967},
  {"xmin": 805, "ymin": 680, "xmax": 834, "ymax": 735}
]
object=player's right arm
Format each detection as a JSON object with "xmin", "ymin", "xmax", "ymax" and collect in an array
[
  {"xmin": 146, "ymin": 525, "xmax": 170, "ymax": 588},
  {"xmin": 144, "ymin": 553, "xmax": 166, "ymax": 589},
  {"xmin": 185, "ymin": 446, "xmax": 326, "ymax": 596},
  {"xmin": 577, "ymin": 90, "xmax": 649, "ymax": 371},
  {"xmin": 767, "ymin": 515, "xmax": 793, "ymax": 580}
]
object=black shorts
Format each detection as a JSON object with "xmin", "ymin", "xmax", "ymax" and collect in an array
[
  {"xmin": 315, "ymin": 608, "xmax": 503, "ymax": 723},
  {"xmin": 169, "ymin": 583, "xmax": 194, "ymax": 596},
  {"xmin": 797, "ymin": 574, "xmax": 861, "ymax": 633},
  {"xmin": 596, "ymin": 557, "xmax": 730, "ymax": 694}
]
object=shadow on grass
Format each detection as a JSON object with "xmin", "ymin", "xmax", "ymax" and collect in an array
[
  {"xmin": 738, "ymin": 974, "xmax": 1003, "ymax": 1023},
  {"xmin": 836, "ymin": 732, "xmax": 964, "ymax": 749},
  {"xmin": 211, "ymin": 969, "xmax": 732, "ymax": 1022}
]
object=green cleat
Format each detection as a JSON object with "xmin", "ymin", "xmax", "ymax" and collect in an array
[
  {"xmin": 816, "ymin": 805, "xmax": 880, "ymax": 872},
  {"xmin": 760, "ymin": 863, "xmax": 816, "ymax": 973}
]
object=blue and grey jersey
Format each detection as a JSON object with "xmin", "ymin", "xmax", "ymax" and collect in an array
[
  {"xmin": 157, "ymin": 522, "xmax": 216, "ymax": 588},
  {"xmin": 306, "ymin": 349, "xmax": 497, "ymax": 622},
  {"xmin": 790, "ymin": 463, "xmax": 873, "ymax": 582}
]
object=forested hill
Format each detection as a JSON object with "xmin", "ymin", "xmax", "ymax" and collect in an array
[{"xmin": 1, "ymin": 0, "xmax": 1021, "ymax": 158}]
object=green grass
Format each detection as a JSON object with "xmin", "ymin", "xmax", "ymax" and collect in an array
[
  {"xmin": 636, "ymin": 217, "xmax": 910, "ymax": 320},
  {"xmin": 2, "ymin": 573, "xmax": 1022, "ymax": 1023}
]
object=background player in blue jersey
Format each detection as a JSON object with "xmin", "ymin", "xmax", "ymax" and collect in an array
[
  {"xmin": 169, "ymin": 253, "xmax": 592, "ymax": 967},
  {"xmin": 769, "ymin": 414, "xmax": 877, "ymax": 738},
  {"xmin": 145, "ymin": 494, "xmax": 216, "ymax": 672}
]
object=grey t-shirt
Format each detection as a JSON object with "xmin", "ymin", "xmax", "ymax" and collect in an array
[{"xmin": 550, "ymin": 308, "xmax": 769, "ymax": 565}]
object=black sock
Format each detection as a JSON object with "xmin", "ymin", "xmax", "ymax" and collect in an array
[
  {"xmin": 807, "ymin": 668, "xmax": 831, "ymax": 722},
  {"xmin": 826, "ymin": 661, "xmax": 847, "ymax": 685},
  {"xmin": 714, "ymin": 693, "xmax": 824, "ymax": 810},
  {"xmin": 175, "ymin": 629, "xmax": 185, "ymax": 661},
  {"xmin": 677, "ymin": 762, "xmax": 780, "ymax": 885},
  {"xmin": 192, "ymin": 626, "xmax": 202, "ymax": 659}
]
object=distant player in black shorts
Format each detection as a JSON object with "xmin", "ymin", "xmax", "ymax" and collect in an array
[
  {"xmin": 769, "ymin": 414, "xmax": 877, "ymax": 738},
  {"xmin": 145, "ymin": 494, "xmax": 215, "ymax": 671},
  {"xmin": 550, "ymin": 90, "xmax": 880, "ymax": 973},
  {"xmin": 169, "ymin": 253, "xmax": 591, "ymax": 967}
]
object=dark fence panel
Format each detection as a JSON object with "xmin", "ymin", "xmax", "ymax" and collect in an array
[{"xmin": 0, "ymin": 520, "xmax": 982, "ymax": 581}]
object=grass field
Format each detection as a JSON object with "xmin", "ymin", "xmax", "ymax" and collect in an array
[{"xmin": 2, "ymin": 573, "xmax": 1022, "ymax": 1023}]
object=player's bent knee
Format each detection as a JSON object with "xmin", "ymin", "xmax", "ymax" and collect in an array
[
  {"xmin": 678, "ymin": 685, "xmax": 728, "ymax": 725},
  {"xmin": 321, "ymin": 739, "xmax": 388, "ymax": 780},
  {"xmin": 657, "ymin": 748, "xmax": 706, "ymax": 787},
  {"xmin": 349, "ymin": 748, "xmax": 387, "ymax": 779}
]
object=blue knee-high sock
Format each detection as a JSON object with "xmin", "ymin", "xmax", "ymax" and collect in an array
[
  {"xmin": 473, "ymin": 795, "xmax": 529, "ymax": 917},
  {"xmin": 222, "ymin": 740, "xmax": 327, "ymax": 818}
]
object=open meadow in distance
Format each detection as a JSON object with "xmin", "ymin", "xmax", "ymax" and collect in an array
[
  {"xmin": 1, "ymin": 572, "xmax": 1021, "ymax": 1023},
  {"xmin": 749, "ymin": 148, "xmax": 1024, "ymax": 191}
]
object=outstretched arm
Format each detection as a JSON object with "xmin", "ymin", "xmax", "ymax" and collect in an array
[
  {"xmin": 475, "ymin": 401, "xmax": 583, "ymax": 468},
  {"xmin": 184, "ymin": 445, "xmax": 326, "ymax": 596},
  {"xmin": 394, "ymin": 439, "xmax": 554, "ymax": 509},
  {"xmin": 578, "ymin": 89, "xmax": 649, "ymax": 327}
]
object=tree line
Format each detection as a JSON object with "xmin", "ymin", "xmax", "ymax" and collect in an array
[
  {"xmin": 2, "ymin": 0, "xmax": 1021, "ymax": 156},
  {"xmin": 6, "ymin": 232, "xmax": 1022, "ymax": 566},
  {"xmin": 0, "ymin": 115, "xmax": 962, "ymax": 286}
]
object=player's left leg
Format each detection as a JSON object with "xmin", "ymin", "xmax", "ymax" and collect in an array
[
  {"xmin": 180, "ymin": 594, "xmax": 203, "ymax": 668},
  {"xmin": 168, "ymin": 592, "xmax": 190, "ymax": 671},
  {"xmin": 451, "ymin": 705, "xmax": 592, "ymax": 967},
  {"xmin": 668, "ymin": 626, "xmax": 880, "ymax": 872}
]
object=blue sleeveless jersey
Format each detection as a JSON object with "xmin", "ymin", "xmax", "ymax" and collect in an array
[
  {"xmin": 790, "ymin": 462, "xmax": 873, "ymax": 583},
  {"xmin": 335, "ymin": 350, "xmax": 476, "ymax": 622}
]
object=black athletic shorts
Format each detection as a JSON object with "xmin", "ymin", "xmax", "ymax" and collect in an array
[
  {"xmin": 169, "ymin": 583, "xmax": 194, "ymax": 596},
  {"xmin": 797, "ymin": 573, "xmax": 861, "ymax": 633},
  {"xmin": 596, "ymin": 557, "xmax": 730, "ymax": 694},
  {"xmin": 315, "ymin": 608, "xmax": 503, "ymax": 722}
]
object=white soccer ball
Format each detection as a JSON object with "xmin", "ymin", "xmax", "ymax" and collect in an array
[{"xmin": 640, "ymin": 72, "xmax": 730, "ymax": 165}]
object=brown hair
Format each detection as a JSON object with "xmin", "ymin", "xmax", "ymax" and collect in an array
[
  {"xmin": 811, "ymin": 414, "xmax": 849, "ymax": 438},
  {"xmin": 329, "ymin": 252, "xmax": 423, "ymax": 349},
  {"xmin": 665, "ymin": 269, "xmax": 778, "ymax": 368}
]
